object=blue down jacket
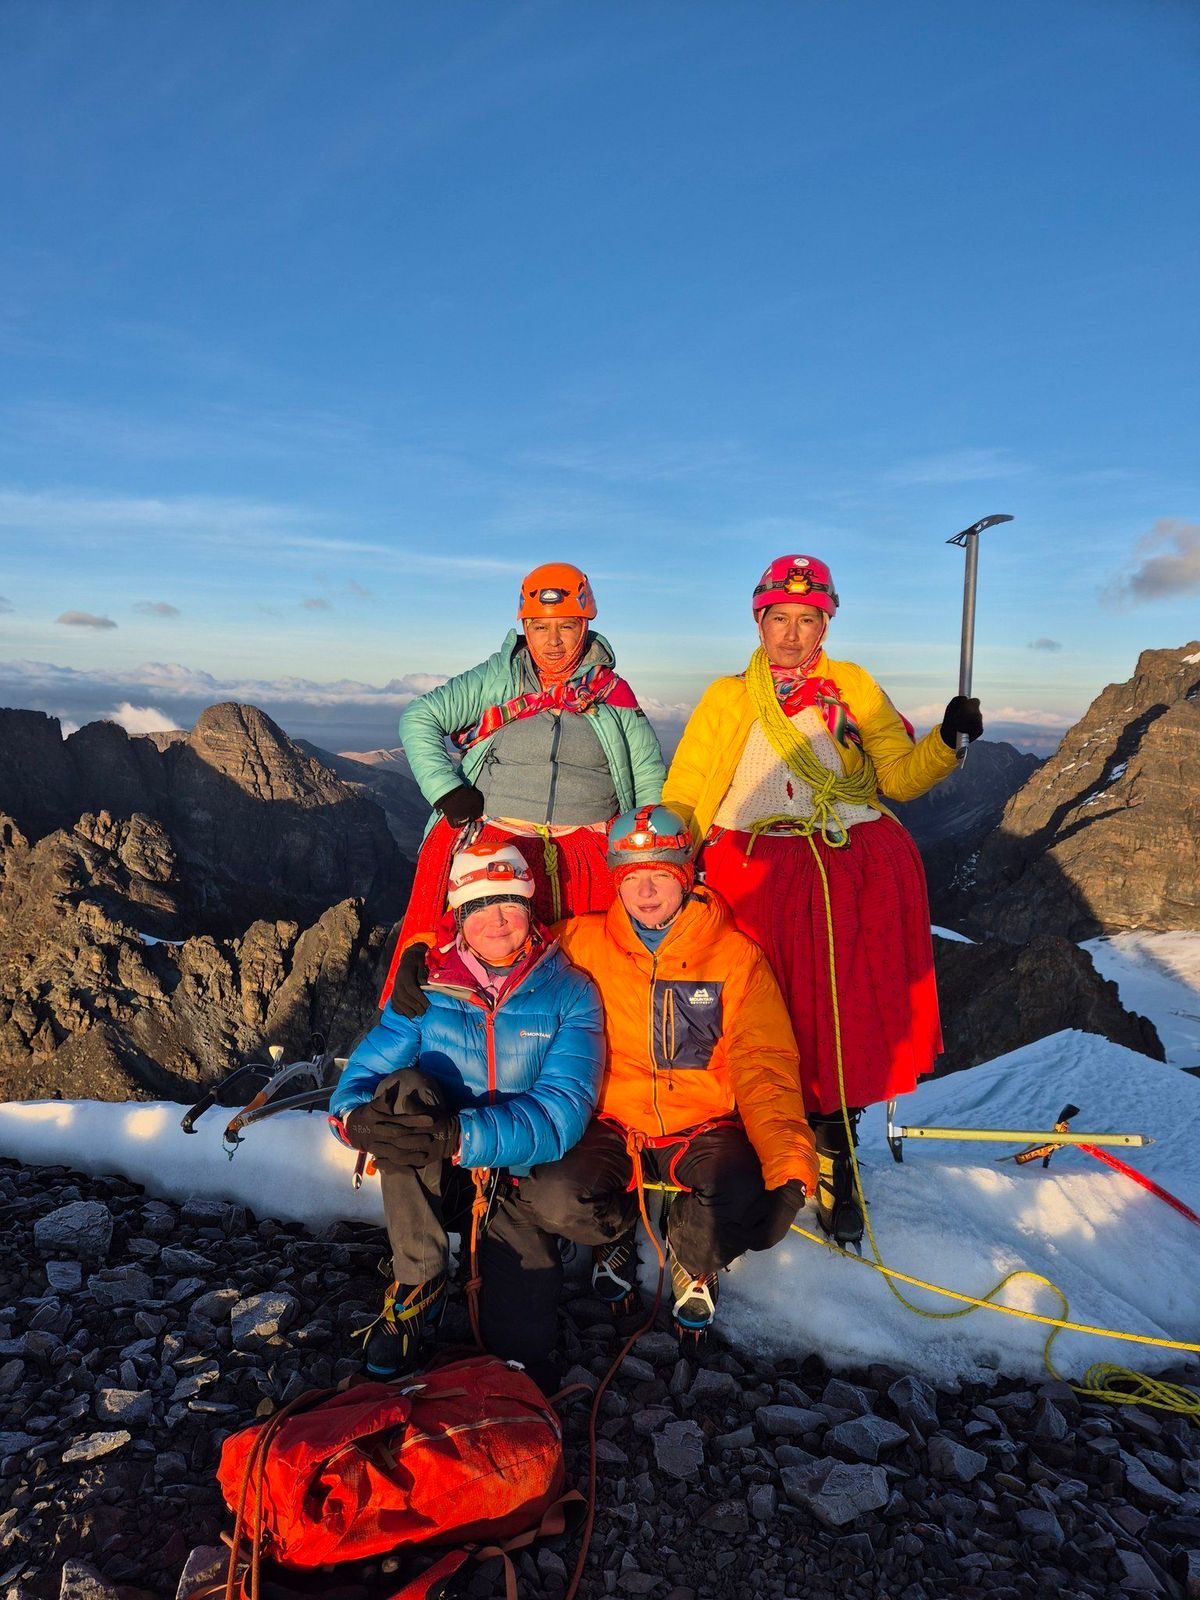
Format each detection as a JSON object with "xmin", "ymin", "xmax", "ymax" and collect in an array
[{"xmin": 329, "ymin": 942, "xmax": 604, "ymax": 1173}]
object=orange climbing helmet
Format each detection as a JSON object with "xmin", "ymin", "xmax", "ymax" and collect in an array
[{"xmin": 517, "ymin": 563, "xmax": 597, "ymax": 621}]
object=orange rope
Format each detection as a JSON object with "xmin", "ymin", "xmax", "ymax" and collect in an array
[{"xmin": 465, "ymin": 1168, "xmax": 491, "ymax": 1351}]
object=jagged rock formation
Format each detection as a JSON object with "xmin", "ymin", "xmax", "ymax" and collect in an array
[
  {"xmin": 890, "ymin": 740, "xmax": 1042, "ymax": 923},
  {"xmin": 297, "ymin": 741, "xmax": 428, "ymax": 858},
  {"xmin": 0, "ymin": 703, "xmax": 408, "ymax": 934},
  {"xmin": 966, "ymin": 643, "xmax": 1200, "ymax": 941},
  {"xmin": 933, "ymin": 933, "xmax": 1164, "ymax": 1076},
  {"xmin": 0, "ymin": 811, "xmax": 385, "ymax": 1102}
]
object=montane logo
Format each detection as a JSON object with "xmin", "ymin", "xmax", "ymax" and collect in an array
[
  {"xmin": 689, "ymin": 987, "xmax": 715, "ymax": 1005},
  {"xmin": 520, "ymin": 1029, "xmax": 552, "ymax": 1039}
]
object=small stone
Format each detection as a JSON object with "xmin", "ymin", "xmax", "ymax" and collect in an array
[
  {"xmin": 62, "ymin": 1430, "xmax": 131, "ymax": 1463},
  {"xmin": 686, "ymin": 1368, "xmax": 738, "ymax": 1404},
  {"xmin": 826, "ymin": 1414, "xmax": 909, "ymax": 1464},
  {"xmin": 927, "ymin": 1434, "xmax": 987, "ymax": 1484},
  {"xmin": 633, "ymin": 1332, "xmax": 680, "ymax": 1365},
  {"xmin": 191, "ymin": 1288, "xmax": 241, "ymax": 1321},
  {"xmin": 537, "ymin": 1549, "xmax": 569, "ymax": 1583},
  {"xmin": 171, "ymin": 1363, "xmax": 220, "ymax": 1401},
  {"xmin": 46, "ymin": 1261, "xmax": 83, "ymax": 1293},
  {"xmin": 617, "ymin": 1576, "xmax": 659, "ymax": 1596},
  {"xmin": 630, "ymin": 1406, "xmax": 676, "ymax": 1437},
  {"xmin": 701, "ymin": 1499, "xmax": 749, "ymax": 1535},
  {"xmin": 888, "ymin": 1374, "xmax": 939, "ymax": 1433},
  {"xmin": 86, "ymin": 1266, "xmax": 153, "ymax": 1307},
  {"xmin": 1182, "ymin": 1549, "xmax": 1200, "ymax": 1600},
  {"xmin": 94, "ymin": 1389, "xmax": 153, "ymax": 1425},
  {"xmin": 160, "ymin": 1246, "xmax": 215, "ymax": 1274},
  {"xmin": 1016, "ymin": 1507, "xmax": 1064, "ymax": 1545},
  {"xmin": 164, "ymin": 1277, "xmax": 207, "ymax": 1304},
  {"xmin": 0, "ymin": 1431, "xmax": 36, "ymax": 1457},
  {"xmin": 231, "ymin": 1291, "xmax": 299, "ymax": 1351},
  {"xmin": 595, "ymin": 1439, "xmax": 629, "ymax": 1466},
  {"xmin": 821, "ymin": 1378, "xmax": 874, "ymax": 1416},
  {"xmin": 748, "ymin": 1483, "xmax": 778, "ymax": 1523},
  {"xmin": 141, "ymin": 1201, "xmax": 176, "ymax": 1240},
  {"xmin": 174, "ymin": 1544, "xmax": 228, "ymax": 1600},
  {"xmin": 1120, "ymin": 1450, "xmax": 1182, "ymax": 1511},
  {"xmin": 1030, "ymin": 1398, "xmax": 1069, "ymax": 1442},
  {"xmin": 653, "ymin": 1419, "xmax": 705, "ymax": 1481},
  {"xmin": 34, "ymin": 1201, "xmax": 113, "ymax": 1260},
  {"xmin": 1114, "ymin": 1550, "xmax": 1163, "ymax": 1594},
  {"xmin": 620, "ymin": 1355, "xmax": 656, "ymax": 1384},
  {"xmin": 757, "ymin": 1403, "xmax": 825, "ymax": 1438},
  {"xmin": 781, "ymin": 1457, "xmax": 889, "ymax": 1527},
  {"xmin": 713, "ymin": 1424, "xmax": 755, "ymax": 1452},
  {"xmin": 58, "ymin": 1559, "xmax": 122, "ymax": 1599}
]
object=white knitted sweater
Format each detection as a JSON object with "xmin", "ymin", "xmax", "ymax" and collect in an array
[{"xmin": 712, "ymin": 706, "xmax": 880, "ymax": 834}]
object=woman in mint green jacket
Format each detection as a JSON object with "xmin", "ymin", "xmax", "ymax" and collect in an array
[{"xmin": 380, "ymin": 562, "xmax": 664, "ymax": 1010}]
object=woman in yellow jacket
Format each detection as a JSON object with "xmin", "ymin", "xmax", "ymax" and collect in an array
[
  {"xmin": 512, "ymin": 805, "xmax": 819, "ymax": 1344},
  {"xmin": 663, "ymin": 554, "xmax": 981, "ymax": 1248}
]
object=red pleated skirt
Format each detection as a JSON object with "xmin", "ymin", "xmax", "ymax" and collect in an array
[
  {"xmin": 381, "ymin": 818, "xmax": 614, "ymax": 1005},
  {"xmin": 701, "ymin": 818, "xmax": 942, "ymax": 1114}
]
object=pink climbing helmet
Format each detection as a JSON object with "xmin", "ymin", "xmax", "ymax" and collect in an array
[{"xmin": 751, "ymin": 555, "xmax": 839, "ymax": 618}]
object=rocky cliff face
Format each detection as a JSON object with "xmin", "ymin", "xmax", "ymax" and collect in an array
[
  {"xmin": 297, "ymin": 740, "xmax": 428, "ymax": 858},
  {"xmin": 0, "ymin": 810, "xmax": 385, "ymax": 1101},
  {"xmin": 0, "ymin": 703, "xmax": 409, "ymax": 934},
  {"xmin": 966, "ymin": 643, "xmax": 1200, "ymax": 941},
  {"xmin": 890, "ymin": 740, "xmax": 1041, "ymax": 924}
]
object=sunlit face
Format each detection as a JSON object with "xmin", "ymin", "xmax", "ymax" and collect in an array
[
  {"xmin": 525, "ymin": 616, "xmax": 585, "ymax": 670},
  {"xmin": 757, "ymin": 603, "xmax": 826, "ymax": 670},
  {"xmin": 618, "ymin": 869, "xmax": 686, "ymax": 929},
  {"xmin": 462, "ymin": 901, "xmax": 531, "ymax": 962}
]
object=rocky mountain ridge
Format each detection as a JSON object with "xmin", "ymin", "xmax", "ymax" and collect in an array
[{"xmin": 967, "ymin": 644, "xmax": 1200, "ymax": 942}]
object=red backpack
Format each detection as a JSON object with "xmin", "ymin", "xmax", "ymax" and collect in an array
[{"xmin": 213, "ymin": 1355, "xmax": 574, "ymax": 1600}]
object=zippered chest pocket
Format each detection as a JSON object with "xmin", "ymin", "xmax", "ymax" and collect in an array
[{"xmin": 652, "ymin": 980, "xmax": 724, "ymax": 1070}]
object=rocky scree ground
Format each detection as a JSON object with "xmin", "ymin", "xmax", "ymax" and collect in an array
[{"xmin": 3, "ymin": 1161, "xmax": 1199, "ymax": 1600}]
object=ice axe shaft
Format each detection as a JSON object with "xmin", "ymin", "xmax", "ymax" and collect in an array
[{"xmin": 946, "ymin": 514, "xmax": 1013, "ymax": 760}]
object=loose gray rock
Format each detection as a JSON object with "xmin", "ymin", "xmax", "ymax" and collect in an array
[
  {"xmin": 0, "ymin": 1431, "xmax": 36, "ymax": 1456},
  {"xmin": 1030, "ymin": 1396, "xmax": 1069, "ymax": 1441},
  {"xmin": 633, "ymin": 1332, "xmax": 680, "ymax": 1365},
  {"xmin": 927, "ymin": 1433, "xmax": 987, "ymax": 1483},
  {"xmin": 191, "ymin": 1287, "xmax": 241, "ymax": 1321},
  {"xmin": 160, "ymin": 1246, "xmax": 215, "ymax": 1274},
  {"xmin": 686, "ymin": 1368, "xmax": 738, "ymax": 1404},
  {"xmin": 33, "ymin": 1200, "xmax": 113, "ymax": 1260},
  {"xmin": 141, "ymin": 1201, "xmax": 176, "ymax": 1240},
  {"xmin": 58, "ymin": 1559, "xmax": 122, "ymax": 1600},
  {"xmin": 756, "ymin": 1403, "xmax": 825, "ymax": 1439},
  {"xmin": 888, "ymin": 1373, "xmax": 939, "ymax": 1433},
  {"xmin": 174, "ymin": 1545, "xmax": 229, "ymax": 1600},
  {"xmin": 231, "ymin": 1291, "xmax": 299, "ymax": 1350},
  {"xmin": 86, "ymin": 1266, "xmax": 153, "ymax": 1307},
  {"xmin": 748, "ymin": 1483, "xmax": 778, "ymax": 1523},
  {"xmin": 94, "ymin": 1388, "xmax": 153, "ymax": 1425},
  {"xmin": 701, "ymin": 1499, "xmax": 749, "ymax": 1535},
  {"xmin": 1114, "ymin": 1550, "xmax": 1163, "ymax": 1594},
  {"xmin": 652, "ymin": 1420, "xmax": 705, "ymax": 1481},
  {"xmin": 46, "ymin": 1260, "xmax": 83, "ymax": 1293},
  {"xmin": 62, "ymin": 1430, "xmax": 131, "ymax": 1463},
  {"xmin": 821, "ymin": 1378, "xmax": 874, "ymax": 1416},
  {"xmin": 1016, "ymin": 1507, "xmax": 1064, "ymax": 1544},
  {"xmin": 826, "ymin": 1414, "xmax": 909, "ymax": 1464},
  {"xmin": 1120, "ymin": 1449, "xmax": 1182, "ymax": 1511},
  {"xmin": 781, "ymin": 1457, "xmax": 889, "ymax": 1527}
]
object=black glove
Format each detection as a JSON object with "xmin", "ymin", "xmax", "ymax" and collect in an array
[
  {"xmin": 389, "ymin": 1109, "xmax": 460, "ymax": 1168},
  {"xmin": 390, "ymin": 942, "xmax": 430, "ymax": 1017},
  {"xmin": 342, "ymin": 1098, "xmax": 451, "ymax": 1174},
  {"xmin": 434, "ymin": 785, "xmax": 485, "ymax": 828},
  {"xmin": 939, "ymin": 695, "xmax": 983, "ymax": 748}
]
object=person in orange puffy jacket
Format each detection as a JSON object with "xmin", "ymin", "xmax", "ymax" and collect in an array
[{"xmin": 510, "ymin": 805, "xmax": 819, "ymax": 1344}]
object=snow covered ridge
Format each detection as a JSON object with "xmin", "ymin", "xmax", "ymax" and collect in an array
[
  {"xmin": 3, "ymin": 1030, "xmax": 1198, "ymax": 1389},
  {"xmin": 1083, "ymin": 931, "xmax": 1200, "ymax": 1069}
]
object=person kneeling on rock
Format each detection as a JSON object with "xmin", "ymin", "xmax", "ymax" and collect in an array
[
  {"xmin": 514, "ymin": 806, "xmax": 819, "ymax": 1345},
  {"xmin": 328, "ymin": 842, "xmax": 603, "ymax": 1391}
]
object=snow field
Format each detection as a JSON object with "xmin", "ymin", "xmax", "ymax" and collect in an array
[{"xmin": 1083, "ymin": 930, "xmax": 1200, "ymax": 1069}]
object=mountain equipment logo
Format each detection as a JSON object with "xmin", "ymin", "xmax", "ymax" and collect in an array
[{"xmin": 688, "ymin": 987, "xmax": 715, "ymax": 1005}]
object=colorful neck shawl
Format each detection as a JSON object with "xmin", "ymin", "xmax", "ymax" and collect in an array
[
  {"xmin": 528, "ymin": 631, "xmax": 588, "ymax": 687},
  {"xmin": 452, "ymin": 663, "xmax": 640, "ymax": 754},
  {"xmin": 767, "ymin": 662, "xmax": 863, "ymax": 750}
]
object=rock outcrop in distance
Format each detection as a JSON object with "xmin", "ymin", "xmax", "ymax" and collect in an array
[
  {"xmin": 965, "ymin": 643, "xmax": 1200, "ymax": 941},
  {"xmin": 296, "ymin": 740, "xmax": 428, "ymax": 859},
  {"xmin": 0, "ymin": 702, "xmax": 410, "ymax": 936}
]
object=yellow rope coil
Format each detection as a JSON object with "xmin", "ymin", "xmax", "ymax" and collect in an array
[{"xmin": 799, "ymin": 831, "xmax": 1200, "ymax": 1419}]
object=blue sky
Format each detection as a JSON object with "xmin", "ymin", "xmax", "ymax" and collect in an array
[{"xmin": 1, "ymin": 0, "xmax": 1197, "ymax": 755}]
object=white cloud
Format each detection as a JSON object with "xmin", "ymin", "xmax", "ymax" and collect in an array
[
  {"xmin": 1028, "ymin": 637, "xmax": 1062, "ymax": 652},
  {"xmin": 105, "ymin": 702, "xmax": 179, "ymax": 736},
  {"xmin": 56, "ymin": 611, "xmax": 117, "ymax": 630},
  {"xmin": 301, "ymin": 597, "xmax": 333, "ymax": 611},
  {"xmin": 133, "ymin": 601, "xmax": 181, "ymax": 618},
  {"xmin": 1123, "ymin": 519, "xmax": 1200, "ymax": 604}
]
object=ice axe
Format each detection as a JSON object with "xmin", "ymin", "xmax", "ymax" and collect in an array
[{"xmin": 946, "ymin": 514, "xmax": 1013, "ymax": 762}]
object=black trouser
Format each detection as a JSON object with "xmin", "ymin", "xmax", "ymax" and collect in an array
[
  {"xmin": 373, "ymin": 1069, "xmax": 562, "ymax": 1375},
  {"xmin": 512, "ymin": 1117, "xmax": 803, "ymax": 1278}
]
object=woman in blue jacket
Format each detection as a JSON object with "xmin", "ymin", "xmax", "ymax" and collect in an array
[
  {"xmin": 331, "ymin": 841, "xmax": 603, "ymax": 1387},
  {"xmin": 381, "ymin": 562, "xmax": 664, "ymax": 1012}
]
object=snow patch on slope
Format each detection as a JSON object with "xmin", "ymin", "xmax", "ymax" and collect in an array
[{"xmin": 1084, "ymin": 931, "xmax": 1200, "ymax": 1069}]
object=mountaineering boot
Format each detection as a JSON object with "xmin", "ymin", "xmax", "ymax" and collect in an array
[
  {"xmin": 591, "ymin": 1229, "xmax": 641, "ymax": 1324},
  {"xmin": 362, "ymin": 1271, "xmax": 447, "ymax": 1379},
  {"xmin": 811, "ymin": 1110, "xmax": 865, "ymax": 1252},
  {"xmin": 670, "ymin": 1254, "xmax": 719, "ymax": 1345}
]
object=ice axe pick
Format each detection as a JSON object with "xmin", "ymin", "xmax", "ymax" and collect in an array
[{"xmin": 946, "ymin": 513, "xmax": 1013, "ymax": 762}]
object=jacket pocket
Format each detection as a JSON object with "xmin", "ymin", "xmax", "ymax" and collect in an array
[{"xmin": 653, "ymin": 980, "xmax": 723, "ymax": 1070}]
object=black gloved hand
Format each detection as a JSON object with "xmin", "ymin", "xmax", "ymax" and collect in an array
[
  {"xmin": 389, "ymin": 1108, "xmax": 460, "ymax": 1168},
  {"xmin": 939, "ymin": 695, "xmax": 983, "ymax": 748},
  {"xmin": 434, "ymin": 784, "xmax": 485, "ymax": 828},
  {"xmin": 390, "ymin": 942, "xmax": 430, "ymax": 1017},
  {"xmin": 342, "ymin": 1098, "xmax": 449, "ymax": 1174}
]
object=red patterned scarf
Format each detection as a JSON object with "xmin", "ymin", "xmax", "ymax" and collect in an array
[
  {"xmin": 452, "ymin": 664, "xmax": 641, "ymax": 754},
  {"xmin": 767, "ymin": 664, "xmax": 864, "ymax": 750}
]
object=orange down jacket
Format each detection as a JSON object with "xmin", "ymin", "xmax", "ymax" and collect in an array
[{"xmin": 556, "ymin": 887, "xmax": 818, "ymax": 1193}]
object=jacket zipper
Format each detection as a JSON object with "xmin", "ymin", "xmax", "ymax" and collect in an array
[
  {"xmin": 543, "ymin": 712, "xmax": 563, "ymax": 823},
  {"xmin": 460, "ymin": 938, "xmax": 561, "ymax": 1110},
  {"xmin": 646, "ymin": 954, "xmax": 666, "ymax": 1136}
]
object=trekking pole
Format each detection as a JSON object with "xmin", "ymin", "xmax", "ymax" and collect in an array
[{"xmin": 946, "ymin": 514, "xmax": 1013, "ymax": 763}]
